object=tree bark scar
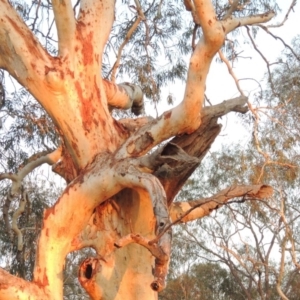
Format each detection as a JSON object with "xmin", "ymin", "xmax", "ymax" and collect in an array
[
  {"xmin": 75, "ymin": 81, "xmax": 95, "ymax": 131},
  {"xmin": 164, "ymin": 111, "xmax": 172, "ymax": 120},
  {"xmin": 127, "ymin": 132, "xmax": 154, "ymax": 155},
  {"xmin": 76, "ymin": 22, "xmax": 94, "ymax": 66}
]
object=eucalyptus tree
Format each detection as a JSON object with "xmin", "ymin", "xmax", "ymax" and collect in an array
[{"xmin": 0, "ymin": 0, "xmax": 293, "ymax": 299}]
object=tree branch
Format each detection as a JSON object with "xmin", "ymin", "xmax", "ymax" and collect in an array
[
  {"xmin": 1, "ymin": 148, "xmax": 62, "ymax": 245},
  {"xmin": 11, "ymin": 190, "xmax": 27, "ymax": 251},
  {"xmin": 114, "ymin": 1, "xmax": 258, "ymax": 160},
  {"xmin": 267, "ymin": 0, "xmax": 297, "ymax": 28},
  {"xmin": 223, "ymin": 0, "xmax": 240, "ymax": 20},
  {"xmin": 222, "ymin": 11, "xmax": 276, "ymax": 34},
  {"xmin": 103, "ymin": 80, "xmax": 144, "ymax": 115},
  {"xmin": 77, "ymin": 0, "xmax": 115, "ymax": 57},
  {"xmin": 110, "ymin": 0, "xmax": 145, "ymax": 82},
  {"xmin": 52, "ymin": 0, "xmax": 76, "ymax": 56},
  {"xmin": 169, "ymin": 185, "xmax": 273, "ymax": 223},
  {"xmin": 0, "ymin": 1, "xmax": 51, "ymax": 94},
  {"xmin": 0, "ymin": 148, "xmax": 62, "ymax": 195}
]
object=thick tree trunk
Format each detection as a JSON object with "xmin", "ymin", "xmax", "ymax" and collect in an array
[
  {"xmin": 78, "ymin": 189, "xmax": 158, "ymax": 300},
  {"xmin": 76, "ymin": 96, "xmax": 249, "ymax": 299}
]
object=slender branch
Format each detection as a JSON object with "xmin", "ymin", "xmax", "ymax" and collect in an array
[
  {"xmin": 115, "ymin": 234, "xmax": 168, "ymax": 262},
  {"xmin": 115, "ymin": 232, "xmax": 171, "ymax": 292},
  {"xmin": 223, "ymin": 0, "xmax": 239, "ymax": 20},
  {"xmin": 110, "ymin": 0, "xmax": 145, "ymax": 83},
  {"xmin": 246, "ymin": 26, "xmax": 275, "ymax": 93},
  {"xmin": 51, "ymin": 0, "xmax": 76, "ymax": 56},
  {"xmin": 1, "ymin": 148, "xmax": 62, "ymax": 241},
  {"xmin": 169, "ymin": 185, "xmax": 273, "ymax": 223},
  {"xmin": 267, "ymin": 0, "xmax": 297, "ymax": 28},
  {"xmin": 11, "ymin": 190, "xmax": 27, "ymax": 251},
  {"xmin": 218, "ymin": 50, "xmax": 245, "ymax": 96},
  {"xmin": 257, "ymin": 24, "xmax": 300, "ymax": 61},
  {"xmin": 0, "ymin": 148, "xmax": 62, "ymax": 195}
]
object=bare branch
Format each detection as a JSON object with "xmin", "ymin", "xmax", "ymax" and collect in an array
[
  {"xmin": 218, "ymin": 50, "xmax": 245, "ymax": 96},
  {"xmin": 51, "ymin": 0, "xmax": 76, "ymax": 56},
  {"xmin": 110, "ymin": 0, "xmax": 145, "ymax": 82},
  {"xmin": 223, "ymin": 0, "xmax": 239, "ymax": 20},
  {"xmin": 258, "ymin": 24, "xmax": 300, "ymax": 61},
  {"xmin": 11, "ymin": 190, "xmax": 27, "ymax": 251},
  {"xmin": 246, "ymin": 26, "xmax": 275, "ymax": 93},
  {"xmin": 103, "ymin": 80, "xmax": 144, "ymax": 115},
  {"xmin": 115, "ymin": 233, "xmax": 168, "ymax": 263},
  {"xmin": 1, "ymin": 148, "xmax": 62, "ymax": 244},
  {"xmin": 222, "ymin": 11, "xmax": 276, "ymax": 34},
  {"xmin": 114, "ymin": 160, "xmax": 170, "ymax": 233},
  {"xmin": 267, "ymin": 0, "xmax": 297, "ymax": 28},
  {"xmin": 0, "ymin": 148, "xmax": 62, "ymax": 195},
  {"xmin": 169, "ymin": 185, "xmax": 273, "ymax": 223}
]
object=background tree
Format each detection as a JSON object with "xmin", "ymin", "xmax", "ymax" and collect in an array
[
  {"xmin": 161, "ymin": 35, "xmax": 300, "ymax": 300},
  {"xmin": 0, "ymin": 0, "xmax": 296, "ymax": 299}
]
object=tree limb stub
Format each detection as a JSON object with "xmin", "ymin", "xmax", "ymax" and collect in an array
[
  {"xmin": 103, "ymin": 80, "xmax": 144, "ymax": 115},
  {"xmin": 169, "ymin": 185, "xmax": 273, "ymax": 223}
]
